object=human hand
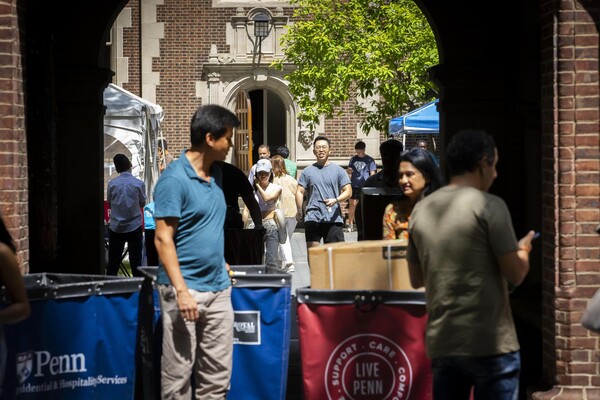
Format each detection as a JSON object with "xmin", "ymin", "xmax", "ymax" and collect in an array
[
  {"xmin": 176, "ymin": 289, "xmax": 198, "ymax": 322},
  {"xmin": 296, "ymin": 210, "xmax": 303, "ymax": 222},
  {"xmin": 517, "ymin": 230, "xmax": 537, "ymax": 253}
]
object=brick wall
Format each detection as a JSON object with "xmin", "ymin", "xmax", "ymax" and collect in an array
[
  {"xmin": 152, "ymin": 0, "xmax": 232, "ymax": 155},
  {"xmin": 122, "ymin": 0, "xmax": 141, "ymax": 93},
  {"xmin": 121, "ymin": 0, "xmax": 375, "ymax": 160},
  {"xmin": 0, "ymin": 0, "xmax": 28, "ymax": 273},
  {"xmin": 536, "ymin": 0, "xmax": 600, "ymax": 397}
]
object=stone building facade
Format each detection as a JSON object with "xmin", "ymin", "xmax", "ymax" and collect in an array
[{"xmin": 112, "ymin": 0, "xmax": 382, "ymax": 171}]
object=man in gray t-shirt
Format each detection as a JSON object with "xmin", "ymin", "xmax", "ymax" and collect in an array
[{"xmin": 296, "ymin": 136, "xmax": 352, "ymax": 250}]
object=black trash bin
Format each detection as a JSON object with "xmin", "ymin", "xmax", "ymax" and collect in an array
[
  {"xmin": 0, "ymin": 273, "xmax": 144, "ymax": 400},
  {"xmin": 224, "ymin": 228, "xmax": 265, "ymax": 265},
  {"xmin": 359, "ymin": 187, "xmax": 405, "ymax": 240}
]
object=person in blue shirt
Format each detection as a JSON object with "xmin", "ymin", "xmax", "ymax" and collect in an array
[
  {"xmin": 153, "ymin": 104, "xmax": 239, "ymax": 398},
  {"xmin": 346, "ymin": 140, "xmax": 376, "ymax": 232},
  {"xmin": 143, "ymin": 201, "xmax": 158, "ymax": 266},
  {"xmin": 106, "ymin": 153, "xmax": 146, "ymax": 276}
]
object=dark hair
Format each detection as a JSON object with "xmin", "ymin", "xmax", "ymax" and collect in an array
[
  {"xmin": 313, "ymin": 136, "xmax": 331, "ymax": 147},
  {"xmin": 355, "ymin": 141, "xmax": 366, "ymax": 150},
  {"xmin": 378, "ymin": 139, "xmax": 404, "ymax": 186},
  {"xmin": 113, "ymin": 153, "xmax": 131, "ymax": 173},
  {"xmin": 380, "ymin": 139, "xmax": 404, "ymax": 158},
  {"xmin": 0, "ymin": 216, "xmax": 16, "ymax": 254},
  {"xmin": 275, "ymin": 145, "xmax": 290, "ymax": 158},
  {"xmin": 400, "ymin": 148, "xmax": 444, "ymax": 197},
  {"xmin": 446, "ymin": 129, "xmax": 496, "ymax": 177},
  {"xmin": 190, "ymin": 104, "xmax": 240, "ymax": 147},
  {"xmin": 157, "ymin": 138, "xmax": 168, "ymax": 151}
]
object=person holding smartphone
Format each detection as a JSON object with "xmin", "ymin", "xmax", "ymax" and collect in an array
[{"xmin": 407, "ymin": 129, "xmax": 536, "ymax": 400}]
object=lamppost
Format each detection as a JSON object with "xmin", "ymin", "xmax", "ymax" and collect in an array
[{"xmin": 248, "ymin": 12, "xmax": 272, "ymax": 67}]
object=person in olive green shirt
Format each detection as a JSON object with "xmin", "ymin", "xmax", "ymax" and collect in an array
[{"xmin": 407, "ymin": 129, "xmax": 536, "ymax": 400}]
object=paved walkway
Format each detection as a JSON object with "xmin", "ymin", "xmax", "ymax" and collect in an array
[{"xmin": 289, "ymin": 228, "xmax": 358, "ymax": 294}]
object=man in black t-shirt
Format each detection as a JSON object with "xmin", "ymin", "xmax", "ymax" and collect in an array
[
  {"xmin": 216, "ymin": 161, "xmax": 262, "ymax": 229},
  {"xmin": 216, "ymin": 162, "xmax": 264, "ymax": 265}
]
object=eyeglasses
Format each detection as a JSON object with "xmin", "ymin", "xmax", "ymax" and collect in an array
[{"xmin": 314, "ymin": 145, "xmax": 329, "ymax": 150}]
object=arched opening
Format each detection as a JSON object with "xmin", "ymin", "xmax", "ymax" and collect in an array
[{"xmin": 248, "ymin": 88, "xmax": 287, "ymax": 161}]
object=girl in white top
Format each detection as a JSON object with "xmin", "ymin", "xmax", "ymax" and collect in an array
[{"xmin": 245, "ymin": 159, "xmax": 283, "ymax": 268}]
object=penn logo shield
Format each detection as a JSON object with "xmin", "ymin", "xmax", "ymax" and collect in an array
[
  {"xmin": 324, "ymin": 334, "xmax": 413, "ymax": 400},
  {"xmin": 16, "ymin": 351, "xmax": 33, "ymax": 384}
]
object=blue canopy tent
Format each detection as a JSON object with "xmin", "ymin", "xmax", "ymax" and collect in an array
[{"xmin": 388, "ymin": 99, "xmax": 439, "ymax": 149}]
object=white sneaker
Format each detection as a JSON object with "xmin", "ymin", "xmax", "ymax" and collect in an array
[{"xmin": 286, "ymin": 264, "xmax": 295, "ymax": 273}]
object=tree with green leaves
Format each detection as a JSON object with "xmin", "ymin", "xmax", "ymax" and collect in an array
[{"xmin": 273, "ymin": 0, "xmax": 439, "ymax": 133}]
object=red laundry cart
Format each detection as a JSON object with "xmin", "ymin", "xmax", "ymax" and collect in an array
[{"xmin": 296, "ymin": 289, "xmax": 432, "ymax": 400}]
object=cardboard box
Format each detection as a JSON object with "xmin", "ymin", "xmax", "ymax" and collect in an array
[{"xmin": 308, "ymin": 239, "xmax": 423, "ymax": 290}]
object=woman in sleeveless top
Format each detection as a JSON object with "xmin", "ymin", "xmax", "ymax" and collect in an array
[{"xmin": 245, "ymin": 159, "xmax": 283, "ymax": 268}]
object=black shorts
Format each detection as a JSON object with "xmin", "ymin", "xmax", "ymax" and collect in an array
[
  {"xmin": 351, "ymin": 187, "xmax": 362, "ymax": 200},
  {"xmin": 304, "ymin": 221, "xmax": 345, "ymax": 244}
]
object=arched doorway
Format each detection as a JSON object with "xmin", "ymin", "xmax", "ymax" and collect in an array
[{"xmin": 248, "ymin": 89, "xmax": 287, "ymax": 162}]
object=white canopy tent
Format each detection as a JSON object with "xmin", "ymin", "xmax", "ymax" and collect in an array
[{"xmin": 103, "ymin": 84, "xmax": 164, "ymax": 201}]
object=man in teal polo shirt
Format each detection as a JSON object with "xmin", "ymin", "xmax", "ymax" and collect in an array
[{"xmin": 154, "ymin": 104, "xmax": 239, "ymax": 399}]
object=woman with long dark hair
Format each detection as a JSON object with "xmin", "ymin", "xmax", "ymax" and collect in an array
[{"xmin": 382, "ymin": 148, "xmax": 444, "ymax": 240}]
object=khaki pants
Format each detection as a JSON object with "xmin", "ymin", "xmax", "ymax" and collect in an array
[{"xmin": 158, "ymin": 285, "xmax": 233, "ymax": 400}]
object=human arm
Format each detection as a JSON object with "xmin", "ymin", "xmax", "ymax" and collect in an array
[
  {"xmin": 139, "ymin": 182, "xmax": 147, "ymax": 209},
  {"xmin": 0, "ymin": 244, "xmax": 30, "ymax": 324},
  {"xmin": 296, "ymin": 185, "xmax": 305, "ymax": 221},
  {"xmin": 382, "ymin": 203, "xmax": 397, "ymax": 240},
  {"xmin": 154, "ymin": 217, "xmax": 199, "ymax": 322},
  {"xmin": 241, "ymin": 191, "xmax": 263, "ymax": 228},
  {"xmin": 324, "ymin": 184, "xmax": 352, "ymax": 208},
  {"xmin": 254, "ymin": 181, "xmax": 282, "ymax": 202},
  {"xmin": 406, "ymin": 237, "xmax": 424, "ymax": 289},
  {"xmin": 369, "ymin": 158, "xmax": 377, "ymax": 176},
  {"xmin": 498, "ymin": 230, "xmax": 535, "ymax": 286}
]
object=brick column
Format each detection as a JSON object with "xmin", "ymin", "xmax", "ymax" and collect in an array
[
  {"xmin": 533, "ymin": 0, "xmax": 600, "ymax": 398},
  {"xmin": 0, "ymin": 0, "xmax": 28, "ymax": 274}
]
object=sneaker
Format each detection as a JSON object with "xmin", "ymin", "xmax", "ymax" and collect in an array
[
  {"xmin": 344, "ymin": 223, "xmax": 354, "ymax": 233},
  {"xmin": 286, "ymin": 264, "xmax": 295, "ymax": 273}
]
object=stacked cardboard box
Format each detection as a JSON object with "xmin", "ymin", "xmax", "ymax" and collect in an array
[{"xmin": 308, "ymin": 239, "xmax": 422, "ymax": 290}]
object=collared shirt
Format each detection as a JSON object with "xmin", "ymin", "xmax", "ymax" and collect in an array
[
  {"xmin": 107, "ymin": 171, "xmax": 146, "ymax": 233},
  {"xmin": 153, "ymin": 150, "xmax": 229, "ymax": 292}
]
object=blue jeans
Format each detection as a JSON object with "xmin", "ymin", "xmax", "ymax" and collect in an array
[{"xmin": 432, "ymin": 351, "xmax": 520, "ymax": 400}]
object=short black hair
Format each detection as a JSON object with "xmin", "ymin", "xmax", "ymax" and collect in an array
[
  {"xmin": 379, "ymin": 139, "xmax": 404, "ymax": 160},
  {"xmin": 275, "ymin": 145, "xmax": 290, "ymax": 158},
  {"xmin": 446, "ymin": 129, "xmax": 496, "ymax": 177},
  {"xmin": 113, "ymin": 153, "xmax": 131, "ymax": 173},
  {"xmin": 313, "ymin": 135, "xmax": 331, "ymax": 147},
  {"xmin": 190, "ymin": 104, "xmax": 240, "ymax": 147},
  {"xmin": 354, "ymin": 141, "xmax": 366, "ymax": 150}
]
